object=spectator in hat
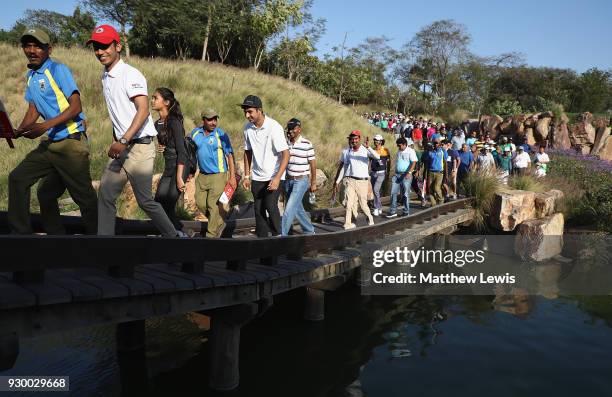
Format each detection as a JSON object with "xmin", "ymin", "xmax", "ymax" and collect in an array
[
  {"xmin": 424, "ymin": 139, "xmax": 447, "ymax": 206},
  {"xmin": 9, "ymin": 27, "xmax": 98, "ymax": 235},
  {"xmin": 513, "ymin": 145, "xmax": 531, "ymax": 176},
  {"xmin": 282, "ymin": 118, "xmax": 316, "ymax": 235},
  {"xmin": 370, "ymin": 134, "xmax": 390, "ymax": 216},
  {"xmin": 333, "ymin": 130, "xmax": 380, "ymax": 229},
  {"xmin": 386, "ymin": 137, "xmax": 418, "ymax": 218},
  {"xmin": 498, "ymin": 147, "xmax": 513, "ymax": 184},
  {"xmin": 88, "ymin": 24, "xmax": 179, "ymax": 237},
  {"xmin": 190, "ymin": 108, "xmax": 236, "ymax": 237},
  {"xmin": 240, "ymin": 95, "xmax": 289, "ymax": 237},
  {"xmin": 476, "ymin": 145, "xmax": 496, "ymax": 173}
]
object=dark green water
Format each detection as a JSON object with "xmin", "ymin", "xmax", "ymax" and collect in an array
[{"xmin": 3, "ymin": 286, "xmax": 612, "ymax": 397}]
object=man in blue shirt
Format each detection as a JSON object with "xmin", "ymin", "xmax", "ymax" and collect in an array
[
  {"xmin": 425, "ymin": 140, "xmax": 447, "ymax": 206},
  {"xmin": 191, "ymin": 108, "xmax": 236, "ymax": 237},
  {"xmin": 457, "ymin": 143, "xmax": 474, "ymax": 188},
  {"xmin": 8, "ymin": 27, "xmax": 97, "ymax": 235}
]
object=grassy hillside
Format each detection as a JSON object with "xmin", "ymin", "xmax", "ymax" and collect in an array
[{"xmin": 0, "ymin": 43, "xmax": 380, "ymax": 214}]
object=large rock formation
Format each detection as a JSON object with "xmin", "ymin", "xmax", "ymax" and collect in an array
[
  {"xmin": 514, "ymin": 213, "xmax": 564, "ymax": 262},
  {"xmin": 534, "ymin": 112, "xmax": 553, "ymax": 143},
  {"xmin": 592, "ymin": 118, "xmax": 611, "ymax": 155},
  {"xmin": 551, "ymin": 121, "xmax": 571, "ymax": 149},
  {"xmin": 490, "ymin": 190, "xmax": 536, "ymax": 231},
  {"xmin": 479, "ymin": 114, "xmax": 503, "ymax": 137},
  {"xmin": 598, "ymin": 135, "xmax": 612, "ymax": 161},
  {"xmin": 534, "ymin": 190, "xmax": 564, "ymax": 218}
]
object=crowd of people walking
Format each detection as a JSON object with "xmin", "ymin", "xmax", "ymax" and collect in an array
[{"xmin": 6, "ymin": 24, "xmax": 552, "ymax": 239}]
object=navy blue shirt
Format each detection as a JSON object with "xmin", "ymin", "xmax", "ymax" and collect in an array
[{"xmin": 458, "ymin": 151, "xmax": 474, "ymax": 173}]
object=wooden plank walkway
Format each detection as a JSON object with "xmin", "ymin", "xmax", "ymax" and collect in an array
[{"xmin": 0, "ymin": 204, "xmax": 473, "ymax": 339}]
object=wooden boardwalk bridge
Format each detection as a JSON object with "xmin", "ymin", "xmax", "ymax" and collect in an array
[{"xmin": 0, "ymin": 198, "xmax": 473, "ymax": 390}]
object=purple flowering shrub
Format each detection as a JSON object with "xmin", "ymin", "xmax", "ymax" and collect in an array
[{"xmin": 547, "ymin": 149, "xmax": 612, "ymax": 232}]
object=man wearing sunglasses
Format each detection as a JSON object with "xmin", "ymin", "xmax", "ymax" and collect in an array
[{"xmin": 88, "ymin": 24, "xmax": 179, "ymax": 237}]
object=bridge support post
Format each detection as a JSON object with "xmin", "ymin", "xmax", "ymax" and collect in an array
[
  {"xmin": 209, "ymin": 303, "xmax": 258, "ymax": 391},
  {"xmin": 116, "ymin": 320, "xmax": 145, "ymax": 353},
  {"xmin": 304, "ymin": 287, "xmax": 325, "ymax": 321},
  {"xmin": 0, "ymin": 332, "xmax": 19, "ymax": 371}
]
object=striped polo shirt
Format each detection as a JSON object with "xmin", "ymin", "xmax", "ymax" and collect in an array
[
  {"xmin": 287, "ymin": 135, "xmax": 315, "ymax": 177},
  {"xmin": 24, "ymin": 57, "xmax": 86, "ymax": 141}
]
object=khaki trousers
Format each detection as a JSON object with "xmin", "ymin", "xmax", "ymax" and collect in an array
[
  {"xmin": 343, "ymin": 177, "xmax": 373, "ymax": 228},
  {"xmin": 194, "ymin": 172, "xmax": 227, "ymax": 238},
  {"xmin": 8, "ymin": 138, "xmax": 98, "ymax": 234},
  {"xmin": 428, "ymin": 171, "xmax": 444, "ymax": 206},
  {"xmin": 98, "ymin": 141, "xmax": 176, "ymax": 237}
]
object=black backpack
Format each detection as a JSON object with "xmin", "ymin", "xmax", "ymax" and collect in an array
[{"xmin": 184, "ymin": 136, "xmax": 198, "ymax": 175}]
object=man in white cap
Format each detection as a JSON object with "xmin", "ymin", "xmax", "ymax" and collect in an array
[
  {"xmin": 370, "ymin": 134, "xmax": 390, "ymax": 216},
  {"xmin": 513, "ymin": 145, "xmax": 531, "ymax": 176}
]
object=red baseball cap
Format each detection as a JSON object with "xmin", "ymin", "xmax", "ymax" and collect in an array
[
  {"xmin": 86, "ymin": 25, "xmax": 121, "ymax": 45},
  {"xmin": 347, "ymin": 130, "xmax": 361, "ymax": 138}
]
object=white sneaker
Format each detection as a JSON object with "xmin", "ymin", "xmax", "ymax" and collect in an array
[
  {"xmin": 386, "ymin": 213, "xmax": 397, "ymax": 218},
  {"xmin": 368, "ymin": 220, "xmax": 375, "ymax": 226},
  {"xmin": 344, "ymin": 223, "xmax": 356, "ymax": 230},
  {"xmin": 373, "ymin": 209, "xmax": 380, "ymax": 216},
  {"xmin": 176, "ymin": 230, "xmax": 189, "ymax": 238}
]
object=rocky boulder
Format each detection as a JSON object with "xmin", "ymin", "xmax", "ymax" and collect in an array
[
  {"xmin": 570, "ymin": 112, "xmax": 596, "ymax": 146},
  {"xmin": 535, "ymin": 112, "xmax": 552, "ymax": 142},
  {"xmin": 598, "ymin": 135, "xmax": 612, "ymax": 161},
  {"xmin": 514, "ymin": 213, "xmax": 564, "ymax": 262},
  {"xmin": 479, "ymin": 114, "xmax": 503, "ymax": 136},
  {"xmin": 551, "ymin": 122, "xmax": 571, "ymax": 149},
  {"xmin": 490, "ymin": 190, "xmax": 536, "ymax": 231},
  {"xmin": 592, "ymin": 122, "xmax": 611, "ymax": 155},
  {"xmin": 534, "ymin": 190, "xmax": 564, "ymax": 218}
]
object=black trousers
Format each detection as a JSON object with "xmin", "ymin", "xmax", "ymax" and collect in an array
[
  {"xmin": 251, "ymin": 180, "xmax": 281, "ymax": 237},
  {"xmin": 155, "ymin": 162, "xmax": 189, "ymax": 230}
]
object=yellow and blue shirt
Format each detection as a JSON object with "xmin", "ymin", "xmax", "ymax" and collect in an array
[
  {"xmin": 191, "ymin": 127, "xmax": 233, "ymax": 174},
  {"xmin": 24, "ymin": 58, "xmax": 85, "ymax": 141}
]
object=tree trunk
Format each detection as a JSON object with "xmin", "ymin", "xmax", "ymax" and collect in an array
[
  {"xmin": 121, "ymin": 24, "xmax": 130, "ymax": 58},
  {"xmin": 201, "ymin": 16, "xmax": 211, "ymax": 61}
]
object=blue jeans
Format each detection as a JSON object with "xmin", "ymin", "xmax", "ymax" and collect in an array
[
  {"xmin": 282, "ymin": 178, "xmax": 315, "ymax": 235},
  {"xmin": 389, "ymin": 173, "xmax": 412, "ymax": 214}
]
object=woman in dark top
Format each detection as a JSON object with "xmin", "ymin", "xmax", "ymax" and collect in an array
[{"xmin": 151, "ymin": 87, "xmax": 189, "ymax": 230}]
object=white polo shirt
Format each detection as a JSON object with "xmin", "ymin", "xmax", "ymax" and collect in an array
[
  {"xmin": 514, "ymin": 152, "xmax": 531, "ymax": 168},
  {"xmin": 101, "ymin": 59, "xmax": 156, "ymax": 140},
  {"xmin": 340, "ymin": 145, "xmax": 380, "ymax": 179},
  {"xmin": 244, "ymin": 115, "xmax": 289, "ymax": 181}
]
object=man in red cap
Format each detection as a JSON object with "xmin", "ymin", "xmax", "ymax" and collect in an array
[
  {"xmin": 87, "ymin": 25, "xmax": 179, "ymax": 237},
  {"xmin": 332, "ymin": 130, "xmax": 380, "ymax": 229}
]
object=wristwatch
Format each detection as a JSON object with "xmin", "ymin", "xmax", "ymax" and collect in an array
[{"xmin": 119, "ymin": 137, "xmax": 129, "ymax": 145}]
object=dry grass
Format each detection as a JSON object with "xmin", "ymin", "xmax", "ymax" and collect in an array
[{"xmin": 0, "ymin": 43, "xmax": 379, "ymax": 213}]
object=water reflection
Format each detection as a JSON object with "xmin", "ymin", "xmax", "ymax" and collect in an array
[{"xmin": 2, "ymin": 288, "xmax": 612, "ymax": 396}]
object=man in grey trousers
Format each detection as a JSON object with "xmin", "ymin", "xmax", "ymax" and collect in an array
[{"xmin": 87, "ymin": 24, "xmax": 178, "ymax": 237}]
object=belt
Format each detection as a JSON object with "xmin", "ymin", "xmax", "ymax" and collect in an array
[
  {"xmin": 286, "ymin": 174, "xmax": 309, "ymax": 180},
  {"xmin": 51, "ymin": 132, "xmax": 86, "ymax": 143},
  {"xmin": 131, "ymin": 136, "xmax": 152, "ymax": 144},
  {"xmin": 347, "ymin": 176, "xmax": 369, "ymax": 180}
]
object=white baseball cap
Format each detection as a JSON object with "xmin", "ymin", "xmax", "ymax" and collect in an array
[{"xmin": 373, "ymin": 134, "xmax": 384, "ymax": 141}]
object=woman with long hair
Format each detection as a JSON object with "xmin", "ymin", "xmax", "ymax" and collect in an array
[{"xmin": 151, "ymin": 87, "xmax": 190, "ymax": 232}]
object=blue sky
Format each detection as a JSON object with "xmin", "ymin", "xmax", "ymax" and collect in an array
[{"xmin": 3, "ymin": 0, "xmax": 611, "ymax": 72}]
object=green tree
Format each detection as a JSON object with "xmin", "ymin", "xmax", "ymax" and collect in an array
[
  {"xmin": 402, "ymin": 19, "xmax": 471, "ymax": 108},
  {"xmin": 244, "ymin": 0, "xmax": 305, "ymax": 70}
]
